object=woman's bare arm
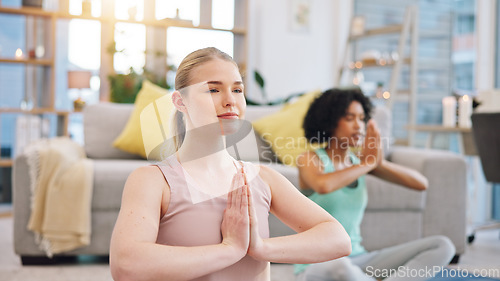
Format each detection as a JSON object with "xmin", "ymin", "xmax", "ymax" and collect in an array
[
  {"xmin": 370, "ymin": 160, "xmax": 428, "ymax": 191},
  {"xmin": 297, "ymin": 151, "xmax": 375, "ymax": 194},
  {"xmin": 248, "ymin": 165, "xmax": 351, "ymax": 263},
  {"xmin": 110, "ymin": 166, "xmax": 248, "ymax": 281}
]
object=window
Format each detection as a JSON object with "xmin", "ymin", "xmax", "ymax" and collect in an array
[
  {"xmin": 452, "ymin": 0, "xmax": 476, "ymax": 92},
  {"xmin": 166, "ymin": 27, "xmax": 234, "ymax": 68},
  {"xmin": 66, "ymin": 19, "xmax": 101, "ymax": 107},
  {"xmin": 113, "ymin": 22, "xmax": 146, "ymax": 74},
  {"xmin": 212, "ymin": 0, "xmax": 235, "ymax": 30},
  {"xmin": 115, "ymin": 0, "xmax": 144, "ymax": 21},
  {"xmin": 68, "ymin": 20, "xmax": 101, "ymax": 71},
  {"xmin": 155, "ymin": 0, "xmax": 200, "ymax": 25},
  {"xmin": 69, "ymin": 0, "xmax": 102, "ymax": 17}
]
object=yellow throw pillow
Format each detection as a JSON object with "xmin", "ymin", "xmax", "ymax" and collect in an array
[
  {"xmin": 113, "ymin": 80, "xmax": 173, "ymax": 159},
  {"xmin": 252, "ymin": 89, "xmax": 323, "ymax": 166}
]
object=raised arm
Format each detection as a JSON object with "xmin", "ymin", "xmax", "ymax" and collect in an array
[
  {"xmin": 248, "ymin": 165, "xmax": 351, "ymax": 264},
  {"xmin": 369, "ymin": 159, "xmax": 428, "ymax": 191},
  {"xmin": 297, "ymin": 151, "xmax": 375, "ymax": 194},
  {"xmin": 110, "ymin": 166, "xmax": 248, "ymax": 281}
]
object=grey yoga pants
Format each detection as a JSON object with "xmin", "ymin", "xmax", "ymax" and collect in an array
[{"xmin": 296, "ymin": 235, "xmax": 455, "ymax": 281}]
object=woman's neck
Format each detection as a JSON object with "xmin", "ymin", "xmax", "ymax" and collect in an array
[
  {"xmin": 176, "ymin": 128, "xmax": 234, "ymax": 166},
  {"xmin": 325, "ymin": 141, "xmax": 350, "ymax": 169}
]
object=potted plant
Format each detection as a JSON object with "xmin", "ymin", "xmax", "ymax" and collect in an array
[
  {"xmin": 108, "ymin": 67, "xmax": 143, "ymax": 103},
  {"xmin": 107, "ymin": 42, "xmax": 174, "ymax": 103}
]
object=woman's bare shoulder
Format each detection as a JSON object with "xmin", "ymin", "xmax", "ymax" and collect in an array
[
  {"xmin": 125, "ymin": 165, "xmax": 169, "ymax": 192},
  {"xmin": 297, "ymin": 150, "xmax": 321, "ymax": 168},
  {"xmin": 130, "ymin": 165, "xmax": 164, "ymax": 178},
  {"xmin": 254, "ymin": 164, "xmax": 276, "ymax": 180}
]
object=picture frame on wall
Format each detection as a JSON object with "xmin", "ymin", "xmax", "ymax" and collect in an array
[{"xmin": 289, "ymin": 0, "xmax": 311, "ymax": 33}]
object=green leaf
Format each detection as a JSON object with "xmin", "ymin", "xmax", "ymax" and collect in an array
[{"xmin": 254, "ymin": 70, "xmax": 265, "ymax": 89}]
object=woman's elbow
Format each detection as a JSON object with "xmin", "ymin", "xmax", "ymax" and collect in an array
[
  {"xmin": 315, "ymin": 182, "xmax": 331, "ymax": 194},
  {"xmin": 337, "ymin": 229, "xmax": 352, "ymax": 258},
  {"xmin": 110, "ymin": 258, "xmax": 135, "ymax": 281},
  {"xmin": 414, "ymin": 177, "xmax": 429, "ymax": 191},
  {"xmin": 110, "ymin": 247, "xmax": 143, "ymax": 281},
  {"xmin": 324, "ymin": 221, "xmax": 352, "ymax": 260},
  {"xmin": 343, "ymin": 241, "xmax": 352, "ymax": 258}
]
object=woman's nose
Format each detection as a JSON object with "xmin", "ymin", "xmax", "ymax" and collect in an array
[
  {"xmin": 221, "ymin": 90, "xmax": 235, "ymax": 107},
  {"xmin": 353, "ymin": 118, "xmax": 361, "ymax": 129}
]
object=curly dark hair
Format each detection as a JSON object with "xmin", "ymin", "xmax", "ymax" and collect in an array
[{"xmin": 303, "ymin": 88, "xmax": 373, "ymax": 144}]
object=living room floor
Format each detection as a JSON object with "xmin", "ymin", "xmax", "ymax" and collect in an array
[{"xmin": 1, "ymin": 204, "xmax": 499, "ymax": 281}]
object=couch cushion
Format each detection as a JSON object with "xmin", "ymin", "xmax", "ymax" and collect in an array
[
  {"xmin": 227, "ymin": 105, "xmax": 282, "ymax": 163},
  {"xmin": 244, "ymin": 105, "xmax": 282, "ymax": 122},
  {"xmin": 252, "ymin": 90, "xmax": 323, "ymax": 166},
  {"xmin": 113, "ymin": 80, "xmax": 172, "ymax": 159},
  {"xmin": 91, "ymin": 159, "xmax": 150, "ymax": 210},
  {"xmin": 84, "ymin": 103, "xmax": 142, "ymax": 159}
]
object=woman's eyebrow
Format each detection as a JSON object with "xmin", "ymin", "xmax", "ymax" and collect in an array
[{"xmin": 205, "ymin": 81, "xmax": 244, "ymax": 85}]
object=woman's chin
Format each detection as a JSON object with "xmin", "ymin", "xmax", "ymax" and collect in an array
[{"xmin": 219, "ymin": 118, "xmax": 244, "ymax": 135}]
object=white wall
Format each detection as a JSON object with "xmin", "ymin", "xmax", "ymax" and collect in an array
[{"xmin": 246, "ymin": 0, "xmax": 353, "ymax": 102}]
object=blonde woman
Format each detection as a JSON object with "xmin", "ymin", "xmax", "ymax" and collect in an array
[{"xmin": 110, "ymin": 47, "xmax": 351, "ymax": 281}]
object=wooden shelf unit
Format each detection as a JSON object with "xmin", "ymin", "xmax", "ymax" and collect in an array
[
  {"xmin": 349, "ymin": 24, "xmax": 404, "ymax": 40},
  {"xmin": 0, "ymin": 1, "xmax": 249, "ymax": 167},
  {"xmin": 0, "ymin": 6, "xmax": 54, "ymax": 17},
  {"xmin": 0, "ymin": 159, "xmax": 13, "ymax": 168},
  {"xmin": 339, "ymin": 5, "xmax": 419, "ymax": 146},
  {"xmin": 54, "ymin": 12, "xmax": 247, "ymax": 34},
  {"xmin": 0, "ymin": 57, "xmax": 54, "ymax": 65}
]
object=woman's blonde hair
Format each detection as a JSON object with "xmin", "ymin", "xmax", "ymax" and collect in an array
[{"xmin": 172, "ymin": 47, "xmax": 239, "ymax": 151}]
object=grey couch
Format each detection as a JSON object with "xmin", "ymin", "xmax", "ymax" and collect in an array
[{"xmin": 13, "ymin": 102, "xmax": 467, "ymax": 264}]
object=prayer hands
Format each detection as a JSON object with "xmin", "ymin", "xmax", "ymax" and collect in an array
[
  {"xmin": 361, "ymin": 120, "xmax": 383, "ymax": 169},
  {"xmin": 221, "ymin": 167, "xmax": 265, "ymax": 260},
  {"xmin": 221, "ymin": 171, "xmax": 249, "ymax": 258}
]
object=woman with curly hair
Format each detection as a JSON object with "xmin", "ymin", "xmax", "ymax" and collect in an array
[{"xmin": 295, "ymin": 88, "xmax": 455, "ymax": 281}]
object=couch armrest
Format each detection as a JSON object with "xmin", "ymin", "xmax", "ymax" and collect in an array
[
  {"xmin": 12, "ymin": 154, "xmax": 44, "ymax": 255},
  {"xmin": 388, "ymin": 146, "xmax": 467, "ymax": 254}
]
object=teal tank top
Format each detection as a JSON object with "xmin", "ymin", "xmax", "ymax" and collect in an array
[{"xmin": 294, "ymin": 148, "xmax": 368, "ymax": 274}]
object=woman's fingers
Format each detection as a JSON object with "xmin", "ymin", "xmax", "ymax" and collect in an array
[
  {"xmin": 227, "ymin": 184, "xmax": 233, "ymax": 208},
  {"xmin": 230, "ymin": 172, "xmax": 243, "ymax": 191},
  {"xmin": 241, "ymin": 185, "xmax": 248, "ymax": 213}
]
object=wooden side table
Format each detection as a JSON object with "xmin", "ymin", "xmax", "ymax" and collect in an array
[{"xmin": 406, "ymin": 125, "xmax": 476, "ymax": 156}]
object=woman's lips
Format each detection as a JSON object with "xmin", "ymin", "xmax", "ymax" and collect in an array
[
  {"xmin": 217, "ymin": 112, "xmax": 239, "ymax": 119},
  {"xmin": 352, "ymin": 133, "xmax": 363, "ymax": 140}
]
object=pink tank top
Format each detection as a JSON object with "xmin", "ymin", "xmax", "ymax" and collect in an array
[{"xmin": 155, "ymin": 155, "xmax": 272, "ymax": 281}]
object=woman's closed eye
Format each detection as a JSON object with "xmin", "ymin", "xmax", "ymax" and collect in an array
[
  {"xmin": 207, "ymin": 88, "xmax": 243, "ymax": 94},
  {"xmin": 344, "ymin": 115, "xmax": 365, "ymax": 122}
]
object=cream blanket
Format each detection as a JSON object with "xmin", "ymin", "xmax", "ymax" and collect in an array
[{"xmin": 25, "ymin": 137, "xmax": 93, "ymax": 257}]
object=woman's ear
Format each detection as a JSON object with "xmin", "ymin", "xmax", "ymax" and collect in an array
[{"xmin": 172, "ymin": 91, "xmax": 187, "ymax": 112}]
